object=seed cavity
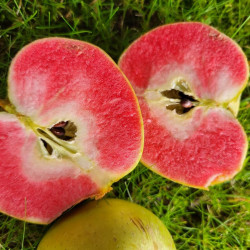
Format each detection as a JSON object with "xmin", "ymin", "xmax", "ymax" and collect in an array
[
  {"xmin": 161, "ymin": 89, "xmax": 198, "ymax": 114},
  {"xmin": 37, "ymin": 121, "xmax": 78, "ymax": 157},
  {"xmin": 41, "ymin": 139, "xmax": 53, "ymax": 155},
  {"xmin": 50, "ymin": 121, "xmax": 77, "ymax": 141}
]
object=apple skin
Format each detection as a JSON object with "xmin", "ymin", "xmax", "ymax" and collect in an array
[
  {"xmin": 118, "ymin": 22, "xmax": 248, "ymax": 189},
  {"xmin": 38, "ymin": 199, "xmax": 176, "ymax": 250}
]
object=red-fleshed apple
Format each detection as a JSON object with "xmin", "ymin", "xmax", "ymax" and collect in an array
[
  {"xmin": 0, "ymin": 38, "xmax": 143, "ymax": 224},
  {"xmin": 119, "ymin": 22, "xmax": 248, "ymax": 189}
]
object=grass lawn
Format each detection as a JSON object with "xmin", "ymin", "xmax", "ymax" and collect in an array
[{"xmin": 0, "ymin": 0, "xmax": 249, "ymax": 249}]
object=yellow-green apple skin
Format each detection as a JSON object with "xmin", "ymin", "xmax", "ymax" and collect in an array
[{"xmin": 38, "ymin": 199, "xmax": 176, "ymax": 250}]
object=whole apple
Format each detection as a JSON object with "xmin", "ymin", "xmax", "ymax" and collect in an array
[{"xmin": 38, "ymin": 199, "xmax": 176, "ymax": 250}]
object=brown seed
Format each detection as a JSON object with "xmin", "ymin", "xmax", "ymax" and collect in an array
[
  {"xmin": 53, "ymin": 121, "xmax": 68, "ymax": 128},
  {"xmin": 50, "ymin": 127, "xmax": 65, "ymax": 137}
]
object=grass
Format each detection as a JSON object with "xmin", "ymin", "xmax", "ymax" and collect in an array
[{"xmin": 0, "ymin": 0, "xmax": 249, "ymax": 249}]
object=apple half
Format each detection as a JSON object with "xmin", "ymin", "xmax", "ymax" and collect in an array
[
  {"xmin": 0, "ymin": 38, "xmax": 143, "ymax": 224},
  {"xmin": 119, "ymin": 22, "xmax": 248, "ymax": 189}
]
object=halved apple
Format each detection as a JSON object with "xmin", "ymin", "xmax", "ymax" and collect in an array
[
  {"xmin": 119, "ymin": 22, "xmax": 248, "ymax": 189},
  {"xmin": 0, "ymin": 38, "xmax": 143, "ymax": 224}
]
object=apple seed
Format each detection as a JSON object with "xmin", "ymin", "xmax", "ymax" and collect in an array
[{"xmin": 50, "ymin": 121, "xmax": 77, "ymax": 141}]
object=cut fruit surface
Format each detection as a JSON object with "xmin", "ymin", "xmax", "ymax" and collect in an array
[
  {"xmin": 119, "ymin": 22, "xmax": 248, "ymax": 188},
  {"xmin": 0, "ymin": 38, "xmax": 143, "ymax": 223}
]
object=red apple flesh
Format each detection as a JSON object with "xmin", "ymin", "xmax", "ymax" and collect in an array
[
  {"xmin": 119, "ymin": 22, "xmax": 248, "ymax": 189},
  {"xmin": 0, "ymin": 38, "xmax": 143, "ymax": 224}
]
